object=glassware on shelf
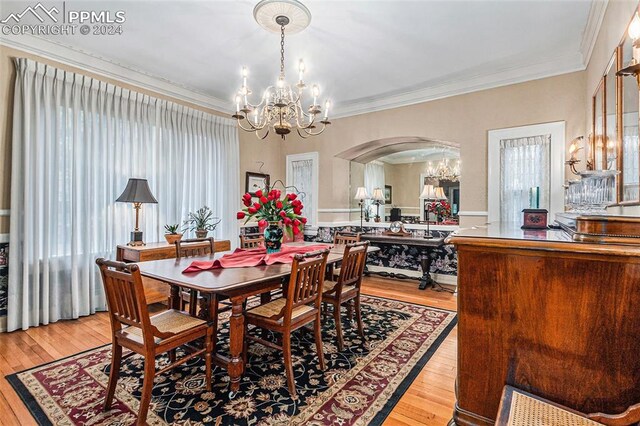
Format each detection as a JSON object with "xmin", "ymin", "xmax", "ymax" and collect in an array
[{"xmin": 564, "ymin": 170, "xmax": 619, "ymax": 214}]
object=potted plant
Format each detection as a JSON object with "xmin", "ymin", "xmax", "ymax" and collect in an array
[
  {"xmin": 236, "ymin": 188, "xmax": 306, "ymax": 253},
  {"xmin": 184, "ymin": 206, "xmax": 221, "ymax": 238},
  {"xmin": 163, "ymin": 223, "xmax": 183, "ymax": 244}
]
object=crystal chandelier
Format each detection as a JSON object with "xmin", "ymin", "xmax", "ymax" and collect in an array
[
  {"xmin": 425, "ymin": 157, "xmax": 461, "ymax": 182},
  {"xmin": 232, "ymin": 0, "xmax": 331, "ymax": 140}
]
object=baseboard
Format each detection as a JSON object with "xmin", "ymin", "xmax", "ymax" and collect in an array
[{"xmin": 367, "ymin": 265, "xmax": 457, "ymax": 286}]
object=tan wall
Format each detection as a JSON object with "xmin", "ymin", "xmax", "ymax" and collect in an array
[
  {"xmin": 0, "ymin": 45, "xmax": 283, "ymax": 234},
  {"xmin": 278, "ymin": 71, "xmax": 587, "ymax": 225}
]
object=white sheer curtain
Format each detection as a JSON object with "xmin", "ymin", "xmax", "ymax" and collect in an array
[
  {"xmin": 8, "ymin": 58, "xmax": 239, "ymax": 331},
  {"xmin": 623, "ymin": 125, "xmax": 640, "ymax": 200},
  {"xmin": 289, "ymin": 158, "xmax": 314, "ymax": 225},
  {"xmin": 499, "ymin": 135, "xmax": 550, "ymax": 223},
  {"xmin": 364, "ymin": 161, "xmax": 385, "ymax": 217}
]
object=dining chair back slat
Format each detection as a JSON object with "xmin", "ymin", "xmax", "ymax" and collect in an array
[
  {"xmin": 335, "ymin": 241, "xmax": 369, "ymax": 294},
  {"xmin": 284, "ymin": 249, "xmax": 329, "ymax": 322},
  {"xmin": 175, "ymin": 237, "xmax": 215, "ymax": 260},
  {"xmin": 240, "ymin": 233, "xmax": 265, "ymax": 249},
  {"xmin": 333, "ymin": 231, "xmax": 361, "ymax": 246},
  {"xmin": 98, "ymin": 259, "xmax": 151, "ymax": 337}
]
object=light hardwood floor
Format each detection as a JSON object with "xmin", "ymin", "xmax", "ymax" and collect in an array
[{"xmin": 0, "ymin": 276, "xmax": 457, "ymax": 426}]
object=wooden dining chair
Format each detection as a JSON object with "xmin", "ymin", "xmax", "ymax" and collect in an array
[
  {"xmin": 96, "ymin": 258, "xmax": 213, "ymax": 426},
  {"xmin": 331, "ymin": 231, "xmax": 361, "ymax": 280},
  {"xmin": 175, "ymin": 237, "xmax": 215, "ymax": 316},
  {"xmin": 496, "ymin": 385, "xmax": 640, "ymax": 425},
  {"xmin": 322, "ymin": 241, "xmax": 369, "ymax": 351},
  {"xmin": 243, "ymin": 249, "xmax": 330, "ymax": 398},
  {"xmin": 240, "ymin": 233, "xmax": 265, "ymax": 249}
]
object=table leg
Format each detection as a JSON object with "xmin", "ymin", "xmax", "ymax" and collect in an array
[
  {"xmin": 169, "ymin": 285, "xmax": 180, "ymax": 309},
  {"xmin": 419, "ymin": 250, "xmax": 436, "ymax": 290},
  {"xmin": 228, "ymin": 295, "xmax": 246, "ymax": 397}
]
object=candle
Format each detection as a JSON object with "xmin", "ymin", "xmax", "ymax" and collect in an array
[
  {"xmin": 312, "ymin": 85, "xmax": 319, "ymax": 106},
  {"xmin": 324, "ymin": 100, "xmax": 331, "ymax": 120}
]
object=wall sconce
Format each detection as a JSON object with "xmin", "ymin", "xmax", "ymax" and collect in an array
[
  {"xmin": 566, "ymin": 136, "xmax": 584, "ymax": 175},
  {"xmin": 618, "ymin": 12, "xmax": 640, "ymax": 76}
]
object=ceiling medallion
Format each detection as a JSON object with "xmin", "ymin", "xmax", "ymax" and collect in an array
[{"xmin": 232, "ymin": 0, "xmax": 331, "ymax": 140}]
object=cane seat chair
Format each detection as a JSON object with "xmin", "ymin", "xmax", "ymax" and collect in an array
[
  {"xmin": 322, "ymin": 241, "xmax": 369, "ymax": 351},
  {"xmin": 239, "ymin": 233, "xmax": 265, "ymax": 249},
  {"xmin": 243, "ymin": 249, "xmax": 330, "ymax": 398},
  {"xmin": 331, "ymin": 232, "xmax": 361, "ymax": 280},
  {"xmin": 496, "ymin": 385, "xmax": 640, "ymax": 426},
  {"xmin": 96, "ymin": 258, "xmax": 213, "ymax": 426}
]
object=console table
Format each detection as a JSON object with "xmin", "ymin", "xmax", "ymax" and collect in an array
[
  {"xmin": 116, "ymin": 239, "xmax": 231, "ymax": 303},
  {"xmin": 359, "ymin": 233, "xmax": 445, "ymax": 290}
]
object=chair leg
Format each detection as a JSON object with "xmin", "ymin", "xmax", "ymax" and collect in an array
[
  {"xmin": 168, "ymin": 349, "xmax": 176, "ymax": 363},
  {"xmin": 355, "ymin": 296, "xmax": 365, "ymax": 338},
  {"xmin": 103, "ymin": 342, "xmax": 122, "ymax": 411},
  {"xmin": 136, "ymin": 355, "xmax": 156, "ymax": 426},
  {"xmin": 282, "ymin": 332, "xmax": 296, "ymax": 398},
  {"xmin": 205, "ymin": 329, "xmax": 213, "ymax": 391},
  {"xmin": 347, "ymin": 300, "xmax": 354, "ymax": 322},
  {"xmin": 314, "ymin": 313, "xmax": 325, "ymax": 370},
  {"xmin": 242, "ymin": 323, "xmax": 249, "ymax": 366},
  {"xmin": 210, "ymin": 296, "xmax": 219, "ymax": 355},
  {"xmin": 333, "ymin": 303, "xmax": 345, "ymax": 352}
]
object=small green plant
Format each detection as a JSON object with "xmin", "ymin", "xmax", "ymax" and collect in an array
[
  {"xmin": 164, "ymin": 223, "xmax": 180, "ymax": 234},
  {"xmin": 184, "ymin": 206, "xmax": 221, "ymax": 232}
]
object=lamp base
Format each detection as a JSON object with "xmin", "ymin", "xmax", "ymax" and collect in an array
[{"xmin": 127, "ymin": 231, "xmax": 146, "ymax": 247}]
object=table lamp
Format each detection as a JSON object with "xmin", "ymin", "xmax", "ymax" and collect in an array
[
  {"xmin": 419, "ymin": 184, "xmax": 436, "ymax": 239},
  {"xmin": 434, "ymin": 187, "xmax": 447, "ymax": 200},
  {"xmin": 116, "ymin": 178, "xmax": 158, "ymax": 246},
  {"xmin": 354, "ymin": 187, "xmax": 370, "ymax": 232},
  {"xmin": 371, "ymin": 188, "xmax": 385, "ymax": 222}
]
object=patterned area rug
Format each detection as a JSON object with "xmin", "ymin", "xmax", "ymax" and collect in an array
[{"xmin": 7, "ymin": 295, "xmax": 456, "ymax": 426}]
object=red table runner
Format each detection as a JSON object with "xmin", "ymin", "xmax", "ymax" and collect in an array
[{"xmin": 182, "ymin": 244, "xmax": 331, "ymax": 273}]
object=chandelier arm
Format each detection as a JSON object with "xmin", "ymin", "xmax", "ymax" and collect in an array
[
  {"xmin": 237, "ymin": 118, "xmax": 266, "ymax": 132},
  {"xmin": 299, "ymin": 122, "xmax": 327, "ymax": 137}
]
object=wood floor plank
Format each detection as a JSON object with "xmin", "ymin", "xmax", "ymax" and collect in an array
[{"xmin": 0, "ymin": 276, "xmax": 458, "ymax": 425}]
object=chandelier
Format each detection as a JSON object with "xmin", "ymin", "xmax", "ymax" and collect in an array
[
  {"xmin": 232, "ymin": 0, "xmax": 331, "ymax": 140},
  {"xmin": 425, "ymin": 157, "xmax": 461, "ymax": 182}
]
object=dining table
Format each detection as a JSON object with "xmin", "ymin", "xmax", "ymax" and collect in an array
[{"xmin": 136, "ymin": 241, "xmax": 378, "ymax": 397}]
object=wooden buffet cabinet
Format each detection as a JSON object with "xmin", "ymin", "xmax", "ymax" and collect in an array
[{"xmin": 448, "ymin": 223, "xmax": 640, "ymax": 425}]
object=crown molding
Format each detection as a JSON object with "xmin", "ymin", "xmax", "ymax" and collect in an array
[
  {"xmin": 0, "ymin": 35, "xmax": 234, "ymax": 115},
  {"xmin": 331, "ymin": 52, "xmax": 585, "ymax": 118},
  {"xmin": 580, "ymin": 0, "xmax": 609, "ymax": 66}
]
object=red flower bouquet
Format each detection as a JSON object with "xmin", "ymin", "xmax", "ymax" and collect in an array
[
  {"xmin": 237, "ymin": 188, "xmax": 306, "ymax": 237},
  {"xmin": 428, "ymin": 200, "xmax": 451, "ymax": 219}
]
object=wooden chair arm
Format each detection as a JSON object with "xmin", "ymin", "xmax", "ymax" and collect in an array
[{"xmin": 588, "ymin": 403, "xmax": 640, "ymax": 425}]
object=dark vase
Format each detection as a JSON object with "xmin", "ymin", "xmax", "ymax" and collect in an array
[{"xmin": 264, "ymin": 222, "xmax": 283, "ymax": 253}]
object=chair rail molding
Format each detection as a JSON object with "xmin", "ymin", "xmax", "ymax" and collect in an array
[
  {"xmin": 0, "ymin": 210, "xmax": 9, "ymax": 216},
  {"xmin": 457, "ymin": 211, "xmax": 489, "ymax": 217}
]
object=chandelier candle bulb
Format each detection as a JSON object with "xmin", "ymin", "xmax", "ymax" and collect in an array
[{"xmin": 324, "ymin": 100, "xmax": 331, "ymax": 120}]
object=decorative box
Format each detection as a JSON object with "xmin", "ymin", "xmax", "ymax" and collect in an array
[{"xmin": 521, "ymin": 209, "xmax": 548, "ymax": 229}]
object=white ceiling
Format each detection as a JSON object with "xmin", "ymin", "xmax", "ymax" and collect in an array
[
  {"xmin": 0, "ymin": 0, "xmax": 598, "ymax": 117},
  {"xmin": 378, "ymin": 147, "xmax": 459, "ymax": 164}
]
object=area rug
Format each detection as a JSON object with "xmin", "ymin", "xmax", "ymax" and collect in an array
[{"xmin": 7, "ymin": 295, "xmax": 456, "ymax": 426}]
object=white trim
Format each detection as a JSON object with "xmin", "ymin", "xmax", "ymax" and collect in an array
[
  {"xmin": 332, "ymin": 53, "xmax": 584, "ymax": 118},
  {"xmin": 318, "ymin": 208, "xmax": 360, "ymax": 213},
  {"xmin": 457, "ymin": 211, "xmax": 488, "ymax": 217},
  {"xmin": 286, "ymin": 152, "xmax": 319, "ymax": 228},
  {"xmin": 0, "ymin": 36, "xmax": 232, "ymax": 114},
  {"xmin": 367, "ymin": 265, "xmax": 457, "ymax": 287},
  {"xmin": 0, "ymin": 233, "xmax": 8, "ymax": 243},
  {"xmin": 580, "ymin": 0, "xmax": 609, "ymax": 66},
  {"xmin": 0, "ymin": 210, "xmax": 9, "ymax": 216},
  {"xmin": 487, "ymin": 121, "xmax": 566, "ymax": 222},
  {"xmin": 317, "ymin": 221, "xmax": 354, "ymax": 227}
]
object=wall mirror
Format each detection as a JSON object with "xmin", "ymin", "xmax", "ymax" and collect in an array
[
  {"xmin": 349, "ymin": 143, "xmax": 460, "ymax": 224},
  {"xmin": 605, "ymin": 52, "xmax": 618, "ymax": 171},
  {"xmin": 620, "ymin": 38, "xmax": 640, "ymax": 202},
  {"xmin": 592, "ymin": 79, "xmax": 605, "ymax": 170}
]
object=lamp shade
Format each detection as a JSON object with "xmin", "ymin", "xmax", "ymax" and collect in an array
[
  {"xmin": 116, "ymin": 178, "xmax": 158, "ymax": 204},
  {"xmin": 434, "ymin": 187, "xmax": 447, "ymax": 200},
  {"xmin": 371, "ymin": 188, "xmax": 385, "ymax": 201},
  {"xmin": 419, "ymin": 184, "xmax": 436, "ymax": 199},
  {"xmin": 354, "ymin": 186, "xmax": 369, "ymax": 200}
]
